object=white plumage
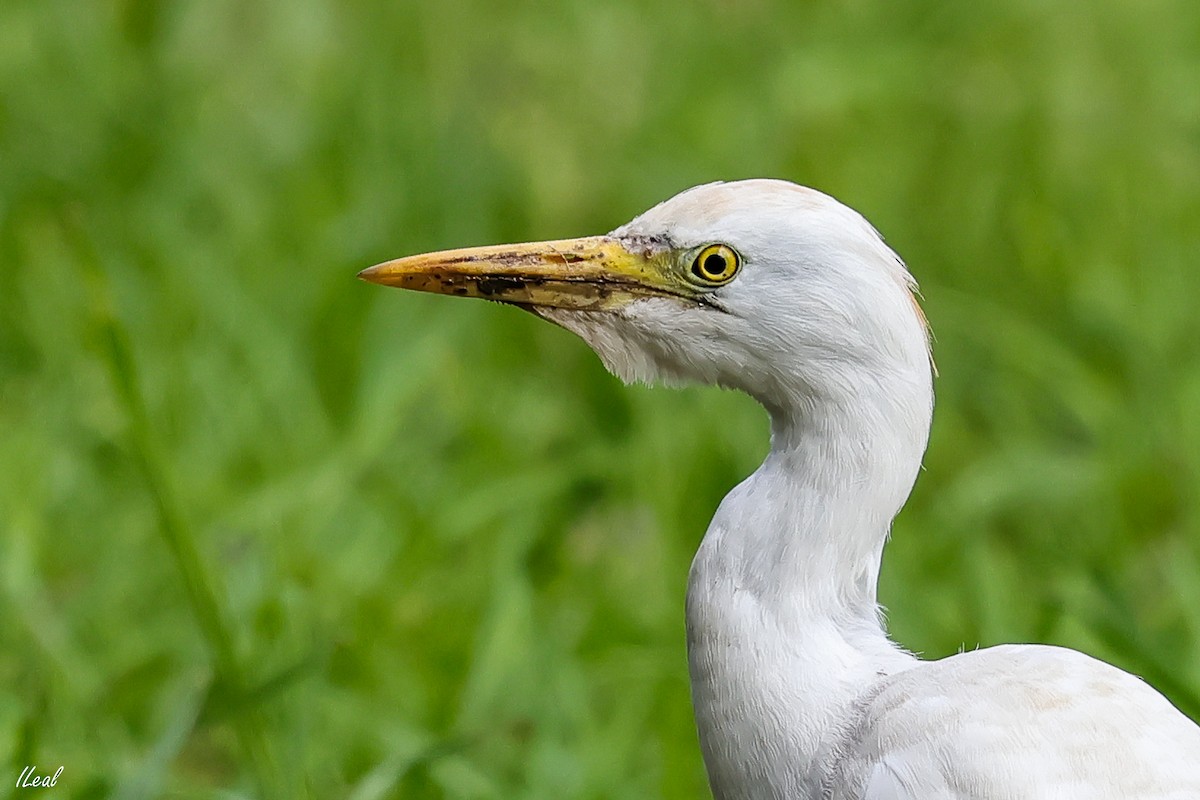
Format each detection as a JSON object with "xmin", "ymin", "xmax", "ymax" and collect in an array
[{"xmin": 362, "ymin": 179, "xmax": 1200, "ymax": 798}]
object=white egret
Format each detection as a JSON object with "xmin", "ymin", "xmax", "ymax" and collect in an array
[{"xmin": 360, "ymin": 180, "xmax": 1200, "ymax": 799}]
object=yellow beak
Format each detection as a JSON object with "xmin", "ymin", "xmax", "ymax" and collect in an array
[{"xmin": 358, "ymin": 236, "xmax": 688, "ymax": 311}]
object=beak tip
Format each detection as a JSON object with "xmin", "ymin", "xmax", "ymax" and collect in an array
[{"xmin": 357, "ymin": 264, "xmax": 384, "ymax": 284}]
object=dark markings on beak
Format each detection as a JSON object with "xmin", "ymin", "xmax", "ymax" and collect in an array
[
  {"xmin": 477, "ymin": 276, "xmax": 528, "ymax": 296},
  {"xmin": 436, "ymin": 250, "xmax": 524, "ymax": 267},
  {"xmin": 620, "ymin": 233, "xmax": 674, "ymax": 258},
  {"xmin": 439, "ymin": 247, "xmax": 593, "ymax": 269}
]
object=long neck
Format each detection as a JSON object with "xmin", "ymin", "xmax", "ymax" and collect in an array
[{"xmin": 685, "ymin": 361, "xmax": 933, "ymax": 799}]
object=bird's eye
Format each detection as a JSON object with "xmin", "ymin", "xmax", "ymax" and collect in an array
[{"xmin": 690, "ymin": 244, "xmax": 741, "ymax": 286}]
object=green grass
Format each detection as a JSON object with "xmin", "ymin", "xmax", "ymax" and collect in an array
[{"xmin": 3, "ymin": 0, "xmax": 1200, "ymax": 797}]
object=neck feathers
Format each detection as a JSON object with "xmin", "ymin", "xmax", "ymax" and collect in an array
[{"xmin": 685, "ymin": 350, "xmax": 932, "ymax": 798}]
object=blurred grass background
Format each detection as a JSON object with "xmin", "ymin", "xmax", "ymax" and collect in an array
[{"xmin": 2, "ymin": 0, "xmax": 1199, "ymax": 797}]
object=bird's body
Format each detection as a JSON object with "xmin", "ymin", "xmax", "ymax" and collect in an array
[
  {"xmin": 361, "ymin": 180, "xmax": 1200, "ymax": 798},
  {"xmin": 831, "ymin": 645, "xmax": 1200, "ymax": 798}
]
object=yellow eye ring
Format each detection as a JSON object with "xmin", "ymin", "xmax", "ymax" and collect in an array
[{"xmin": 691, "ymin": 244, "xmax": 741, "ymax": 285}]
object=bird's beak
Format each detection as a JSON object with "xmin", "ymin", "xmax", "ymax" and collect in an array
[{"xmin": 358, "ymin": 236, "xmax": 684, "ymax": 311}]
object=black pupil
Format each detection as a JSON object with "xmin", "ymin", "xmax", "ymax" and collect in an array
[{"xmin": 702, "ymin": 252, "xmax": 727, "ymax": 277}]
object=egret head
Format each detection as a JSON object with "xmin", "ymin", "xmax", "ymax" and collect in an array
[{"xmin": 361, "ymin": 180, "xmax": 932, "ymax": 418}]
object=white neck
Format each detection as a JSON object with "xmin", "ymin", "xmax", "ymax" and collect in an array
[{"xmin": 685, "ymin": 361, "xmax": 932, "ymax": 799}]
